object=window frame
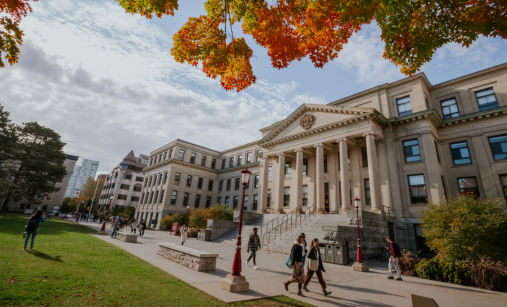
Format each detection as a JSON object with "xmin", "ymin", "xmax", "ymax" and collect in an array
[
  {"xmin": 440, "ymin": 98, "xmax": 460, "ymax": 119},
  {"xmin": 226, "ymin": 179, "xmax": 231, "ymax": 191},
  {"xmin": 174, "ymin": 172, "xmax": 181, "ymax": 185},
  {"xmin": 211, "ymin": 159, "xmax": 216, "ymax": 169},
  {"xmin": 283, "ymin": 187, "xmax": 290, "ymax": 207},
  {"xmin": 201, "ymin": 155, "xmax": 207, "ymax": 167},
  {"xmin": 233, "ymin": 196, "xmax": 239, "ymax": 209},
  {"xmin": 475, "ymin": 88, "xmax": 499, "ymax": 111},
  {"xmin": 362, "ymin": 147, "xmax": 368, "ymax": 168},
  {"xmin": 302, "ymin": 185, "xmax": 308, "ymax": 206},
  {"xmin": 488, "ymin": 134, "xmax": 507, "ymax": 161},
  {"xmin": 237, "ymin": 154, "xmax": 243, "ymax": 166},
  {"xmin": 197, "ymin": 177, "xmax": 203, "ymax": 189},
  {"xmin": 179, "ymin": 150, "xmax": 185, "ymax": 161},
  {"xmin": 408, "ymin": 174, "xmax": 428, "ymax": 204},
  {"xmin": 246, "ymin": 152, "xmax": 252, "ymax": 163},
  {"xmin": 235, "ymin": 178, "xmax": 240, "ymax": 190},
  {"xmin": 284, "ymin": 162, "xmax": 291, "ymax": 178},
  {"xmin": 252, "ymin": 194, "xmax": 258, "ymax": 211},
  {"xmin": 183, "ymin": 192, "xmax": 189, "ymax": 207},
  {"xmin": 450, "ymin": 141, "xmax": 472, "ymax": 165},
  {"xmin": 208, "ymin": 180, "xmax": 214, "ymax": 191},
  {"xmin": 457, "ymin": 177, "xmax": 481, "ymax": 199},
  {"xmin": 194, "ymin": 194, "xmax": 201, "ymax": 208},
  {"xmin": 186, "ymin": 175, "xmax": 193, "ymax": 187},
  {"xmin": 364, "ymin": 178, "xmax": 371, "ymax": 206},
  {"xmin": 170, "ymin": 190, "xmax": 178, "ymax": 205},
  {"xmin": 254, "ymin": 175, "xmax": 259, "ymax": 188},
  {"xmin": 324, "ymin": 154, "xmax": 328, "ymax": 173},
  {"xmin": 397, "ymin": 96, "xmax": 412, "ymax": 116},
  {"xmin": 499, "ymin": 174, "xmax": 507, "ymax": 201},
  {"xmin": 190, "ymin": 153, "xmax": 196, "ymax": 164},
  {"xmin": 206, "ymin": 196, "xmax": 212, "ymax": 208},
  {"xmin": 403, "ymin": 139, "xmax": 422, "ymax": 163}
]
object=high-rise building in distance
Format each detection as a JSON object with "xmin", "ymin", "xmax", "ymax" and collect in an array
[{"xmin": 65, "ymin": 159, "xmax": 100, "ymax": 198}]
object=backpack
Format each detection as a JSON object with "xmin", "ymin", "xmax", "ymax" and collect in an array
[
  {"xmin": 26, "ymin": 218, "xmax": 39, "ymax": 232},
  {"xmin": 394, "ymin": 242, "xmax": 402, "ymax": 258}
]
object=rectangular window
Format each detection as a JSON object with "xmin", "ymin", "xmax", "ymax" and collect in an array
[
  {"xmin": 457, "ymin": 177, "xmax": 480, "ymax": 199},
  {"xmin": 190, "ymin": 153, "xmax": 196, "ymax": 164},
  {"xmin": 397, "ymin": 96, "xmax": 412, "ymax": 116},
  {"xmin": 206, "ymin": 196, "xmax": 212, "ymax": 208},
  {"xmin": 195, "ymin": 194, "xmax": 201, "ymax": 208},
  {"xmin": 267, "ymin": 189, "xmax": 271, "ymax": 208},
  {"xmin": 133, "ymin": 186, "xmax": 142, "ymax": 192},
  {"xmin": 324, "ymin": 155, "xmax": 328, "ymax": 173},
  {"xmin": 120, "ymin": 184, "xmax": 130, "ymax": 190},
  {"xmin": 284, "ymin": 187, "xmax": 290, "ymax": 207},
  {"xmin": 268, "ymin": 166, "xmax": 272, "ymax": 179},
  {"xmin": 425, "ymin": 97, "xmax": 430, "ymax": 109},
  {"xmin": 131, "ymin": 196, "xmax": 140, "ymax": 202},
  {"xmin": 170, "ymin": 190, "xmax": 177, "ymax": 205},
  {"xmin": 441, "ymin": 98, "xmax": 460, "ymax": 119},
  {"xmin": 253, "ymin": 195, "xmax": 258, "ymax": 211},
  {"xmin": 218, "ymin": 180, "xmax": 223, "ymax": 192},
  {"xmin": 450, "ymin": 141, "xmax": 472, "ymax": 165},
  {"xmin": 499, "ymin": 175, "xmax": 507, "ymax": 201},
  {"xmin": 226, "ymin": 179, "xmax": 231, "ymax": 191},
  {"xmin": 201, "ymin": 155, "xmax": 207, "ymax": 167},
  {"xmin": 197, "ymin": 177, "xmax": 203, "ymax": 189},
  {"xmin": 174, "ymin": 172, "xmax": 181, "ymax": 185},
  {"xmin": 404, "ymin": 139, "xmax": 421, "ymax": 162},
  {"xmin": 154, "ymin": 191, "xmax": 159, "ymax": 203},
  {"xmin": 158, "ymin": 173, "xmax": 163, "ymax": 184},
  {"xmin": 169, "ymin": 149, "xmax": 173, "ymax": 159},
  {"xmin": 159, "ymin": 190, "xmax": 164, "ymax": 203},
  {"xmin": 235, "ymin": 178, "xmax": 240, "ymax": 190},
  {"xmin": 208, "ymin": 180, "xmax": 214, "ymax": 191},
  {"xmin": 434, "ymin": 141, "xmax": 441, "ymax": 164},
  {"xmin": 164, "ymin": 152, "xmax": 167, "ymax": 160},
  {"xmin": 123, "ymin": 173, "xmax": 132, "ymax": 180},
  {"xmin": 148, "ymin": 176, "xmax": 152, "ymax": 186},
  {"xmin": 303, "ymin": 158, "xmax": 308, "ymax": 176},
  {"xmin": 475, "ymin": 88, "xmax": 498, "ymax": 111},
  {"xmin": 149, "ymin": 191, "xmax": 154, "ymax": 204},
  {"xmin": 229, "ymin": 157, "xmax": 234, "ymax": 167},
  {"xmin": 364, "ymin": 179, "xmax": 371, "ymax": 206},
  {"xmin": 243, "ymin": 195, "xmax": 248, "ymax": 209},
  {"xmin": 237, "ymin": 155, "xmax": 243, "ymax": 166},
  {"xmin": 247, "ymin": 152, "xmax": 252, "ymax": 163},
  {"xmin": 183, "ymin": 192, "xmax": 189, "ymax": 207},
  {"xmin": 179, "ymin": 150, "xmax": 185, "ymax": 161},
  {"xmin": 489, "ymin": 135, "xmax": 507, "ymax": 161},
  {"xmin": 302, "ymin": 185, "xmax": 308, "ymax": 206},
  {"xmin": 254, "ymin": 175, "xmax": 259, "ymax": 188},
  {"xmin": 118, "ymin": 194, "xmax": 128, "ymax": 200},
  {"xmin": 256, "ymin": 150, "xmax": 261, "ymax": 162},
  {"xmin": 225, "ymin": 196, "xmax": 230, "ymax": 207},
  {"xmin": 136, "ymin": 176, "xmax": 144, "ymax": 182},
  {"xmin": 163, "ymin": 172, "xmax": 167, "ymax": 184},
  {"xmin": 222, "ymin": 159, "xmax": 226, "ymax": 169},
  {"xmin": 362, "ymin": 147, "xmax": 368, "ymax": 168},
  {"xmin": 141, "ymin": 193, "xmax": 145, "ymax": 204},
  {"xmin": 211, "ymin": 159, "xmax": 216, "ymax": 169},
  {"xmin": 186, "ymin": 175, "xmax": 193, "ymax": 187},
  {"xmin": 408, "ymin": 174, "xmax": 427, "ymax": 204},
  {"xmin": 217, "ymin": 197, "xmax": 221, "ymax": 204},
  {"xmin": 441, "ymin": 176, "xmax": 448, "ymax": 200},
  {"xmin": 233, "ymin": 196, "xmax": 239, "ymax": 209},
  {"xmin": 284, "ymin": 162, "xmax": 291, "ymax": 178}
]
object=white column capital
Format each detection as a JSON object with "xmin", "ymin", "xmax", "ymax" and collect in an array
[
  {"xmin": 277, "ymin": 152, "xmax": 286, "ymax": 157},
  {"xmin": 294, "ymin": 148, "xmax": 303, "ymax": 153},
  {"xmin": 337, "ymin": 137, "xmax": 349, "ymax": 144},
  {"xmin": 362, "ymin": 132, "xmax": 376, "ymax": 138},
  {"xmin": 313, "ymin": 143, "xmax": 323, "ymax": 149}
]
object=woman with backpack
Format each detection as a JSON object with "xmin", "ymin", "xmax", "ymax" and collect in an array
[
  {"xmin": 302, "ymin": 238, "xmax": 332, "ymax": 296},
  {"xmin": 23, "ymin": 209, "xmax": 46, "ymax": 251},
  {"xmin": 283, "ymin": 234, "xmax": 306, "ymax": 297}
]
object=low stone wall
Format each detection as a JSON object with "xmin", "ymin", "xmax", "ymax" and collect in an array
[
  {"xmin": 157, "ymin": 243, "xmax": 218, "ymax": 272},
  {"xmin": 207, "ymin": 219, "xmax": 238, "ymax": 241},
  {"xmin": 113, "ymin": 232, "xmax": 138, "ymax": 243},
  {"xmin": 233, "ymin": 211, "xmax": 262, "ymax": 224}
]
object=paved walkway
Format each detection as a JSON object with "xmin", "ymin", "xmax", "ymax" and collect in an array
[{"xmin": 81, "ymin": 221, "xmax": 507, "ymax": 307}]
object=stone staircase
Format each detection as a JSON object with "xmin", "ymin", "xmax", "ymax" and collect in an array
[
  {"xmin": 265, "ymin": 215, "xmax": 351, "ymax": 254},
  {"xmin": 213, "ymin": 214, "xmax": 280, "ymax": 246}
]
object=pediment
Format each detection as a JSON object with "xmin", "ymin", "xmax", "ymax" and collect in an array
[{"xmin": 259, "ymin": 104, "xmax": 378, "ymax": 146}]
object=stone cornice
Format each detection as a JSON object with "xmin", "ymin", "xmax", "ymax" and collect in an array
[
  {"xmin": 143, "ymin": 158, "xmax": 218, "ymax": 174},
  {"xmin": 216, "ymin": 162, "xmax": 260, "ymax": 174},
  {"xmin": 440, "ymin": 106, "xmax": 507, "ymax": 127}
]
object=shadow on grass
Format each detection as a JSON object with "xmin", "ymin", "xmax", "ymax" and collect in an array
[{"xmin": 29, "ymin": 250, "xmax": 64, "ymax": 262}]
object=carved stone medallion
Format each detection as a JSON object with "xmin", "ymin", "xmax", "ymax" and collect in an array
[{"xmin": 299, "ymin": 114, "xmax": 315, "ymax": 130}]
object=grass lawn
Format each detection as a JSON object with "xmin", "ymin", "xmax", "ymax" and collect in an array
[{"xmin": 0, "ymin": 215, "xmax": 313, "ymax": 307}]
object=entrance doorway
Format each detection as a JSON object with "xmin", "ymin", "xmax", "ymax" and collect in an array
[{"xmin": 324, "ymin": 183, "xmax": 329, "ymax": 213}]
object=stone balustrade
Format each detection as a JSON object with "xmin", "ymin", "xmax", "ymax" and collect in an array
[
  {"xmin": 157, "ymin": 243, "xmax": 218, "ymax": 272},
  {"xmin": 113, "ymin": 232, "xmax": 138, "ymax": 243}
]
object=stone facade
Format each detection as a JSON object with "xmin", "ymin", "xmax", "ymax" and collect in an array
[
  {"xmin": 157, "ymin": 243, "xmax": 218, "ymax": 271},
  {"xmin": 138, "ymin": 63, "xmax": 507, "ymax": 254},
  {"xmin": 206, "ymin": 219, "xmax": 238, "ymax": 241}
]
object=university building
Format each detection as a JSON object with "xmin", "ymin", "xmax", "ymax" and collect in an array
[{"xmin": 136, "ymin": 63, "xmax": 507, "ymax": 243}]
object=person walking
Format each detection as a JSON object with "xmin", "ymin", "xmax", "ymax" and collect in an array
[
  {"xmin": 110, "ymin": 217, "xmax": 116, "ymax": 230},
  {"xmin": 139, "ymin": 219, "xmax": 146, "ymax": 236},
  {"xmin": 23, "ymin": 209, "xmax": 46, "ymax": 251},
  {"xmin": 284, "ymin": 235, "xmax": 306, "ymax": 297},
  {"xmin": 385, "ymin": 236, "xmax": 403, "ymax": 281},
  {"xmin": 302, "ymin": 239, "xmax": 332, "ymax": 296},
  {"xmin": 180, "ymin": 223, "xmax": 189, "ymax": 245},
  {"xmin": 246, "ymin": 227, "xmax": 261, "ymax": 269},
  {"xmin": 151, "ymin": 217, "xmax": 157, "ymax": 229},
  {"xmin": 294, "ymin": 233, "xmax": 308, "ymax": 267},
  {"xmin": 130, "ymin": 219, "xmax": 137, "ymax": 234},
  {"xmin": 111, "ymin": 218, "xmax": 120, "ymax": 237}
]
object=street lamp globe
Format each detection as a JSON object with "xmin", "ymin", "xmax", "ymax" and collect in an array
[
  {"xmin": 241, "ymin": 167, "xmax": 252, "ymax": 185},
  {"xmin": 354, "ymin": 196, "xmax": 360, "ymax": 208}
]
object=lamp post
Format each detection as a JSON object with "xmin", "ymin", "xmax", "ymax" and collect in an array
[
  {"xmin": 97, "ymin": 194, "xmax": 114, "ymax": 235},
  {"xmin": 221, "ymin": 167, "xmax": 251, "ymax": 292},
  {"xmin": 352, "ymin": 196, "xmax": 369, "ymax": 272}
]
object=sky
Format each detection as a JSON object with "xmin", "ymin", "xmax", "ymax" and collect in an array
[{"xmin": 1, "ymin": 0, "xmax": 507, "ymax": 175}]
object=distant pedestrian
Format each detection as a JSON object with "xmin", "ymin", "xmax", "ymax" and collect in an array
[
  {"xmin": 111, "ymin": 218, "xmax": 120, "ymax": 237},
  {"xmin": 139, "ymin": 219, "xmax": 146, "ymax": 236},
  {"xmin": 385, "ymin": 236, "xmax": 402, "ymax": 281},
  {"xmin": 284, "ymin": 235, "xmax": 306, "ymax": 297},
  {"xmin": 246, "ymin": 227, "xmax": 261, "ymax": 269},
  {"xmin": 303, "ymin": 239, "xmax": 332, "ymax": 296},
  {"xmin": 110, "ymin": 218, "xmax": 116, "ymax": 230},
  {"xmin": 99, "ymin": 216, "xmax": 103, "ymax": 224},
  {"xmin": 294, "ymin": 233, "xmax": 307, "ymax": 267},
  {"xmin": 180, "ymin": 223, "xmax": 189, "ymax": 245},
  {"xmin": 23, "ymin": 209, "xmax": 46, "ymax": 251},
  {"xmin": 151, "ymin": 218, "xmax": 157, "ymax": 229},
  {"xmin": 130, "ymin": 219, "xmax": 137, "ymax": 234}
]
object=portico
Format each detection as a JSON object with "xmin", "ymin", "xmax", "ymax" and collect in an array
[{"xmin": 256, "ymin": 104, "xmax": 385, "ymax": 215}]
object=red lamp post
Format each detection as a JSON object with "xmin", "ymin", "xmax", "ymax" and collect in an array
[
  {"xmin": 99, "ymin": 194, "xmax": 114, "ymax": 233},
  {"xmin": 351, "ymin": 196, "xmax": 368, "ymax": 272},
  {"xmin": 231, "ymin": 167, "xmax": 251, "ymax": 277}
]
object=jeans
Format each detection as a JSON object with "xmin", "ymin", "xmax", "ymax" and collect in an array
[
  {"xmin": 389, "ymin": 256, "xmax": 402, "ymax": 278},
  {"xmin": 302, "ymin": 255, "xmax": 306, "ymax": 268},
  {"xmin": 247, "ymin": 250, "xmax": 256, "ymax": 266},
  {"xmin": 24, "ymin": 231, "xmax": 36, "ymax": 249}
]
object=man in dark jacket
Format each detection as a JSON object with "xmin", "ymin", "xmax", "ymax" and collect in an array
[{"xmin": 386, "ymin": 236, "xmax": 402, "ymax": 281}]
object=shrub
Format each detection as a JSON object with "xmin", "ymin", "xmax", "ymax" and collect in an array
[
  {"xmin": 188, "ymin": 227, "xmax": 198, "ymax": 238},
  {"xmin": 470, "ymin": 258, "xmax": 507, "ymax": 291},
  {"xmin": 415, "ymin": 258, "xmax": 470, "ymax": 285},
  {"xmin": 419, "ymin": 195, "xmax": 507, "ymax": 263},
  {"xmin": 188, "ymin": 204, "xmax": 233, "ymax": 229},
  {"xmin": 398, "ymin": 249, "xmax": 420, "ymax": 275},
  {"xmin": 160, "ymin": 214, "xmax": 186, "ymax": 230}
]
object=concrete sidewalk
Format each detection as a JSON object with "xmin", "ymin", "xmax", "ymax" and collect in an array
[{"xmin": 81, "ymin": 221, "xmax": 507, "ymax": 307}]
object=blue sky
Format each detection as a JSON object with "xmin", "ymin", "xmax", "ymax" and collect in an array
[{"xmin": 1, "ymin": 0, "xmax": 506, "ymax": 174}]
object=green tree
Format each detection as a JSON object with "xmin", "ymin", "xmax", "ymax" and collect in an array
[
  {"xmin": 420, "ymin": 195, "xmax": 507, "ymax": 263},
  {"xmin": 0, "ymin": 121, "xmax": 67, "ymax": 214},
  {"xmin": 60, "ymin": 197, "xmax": 71, "ymax": 213},
  {"xmin": 0, "ymin": 105, "xmax": 19, "ymax": 199}
]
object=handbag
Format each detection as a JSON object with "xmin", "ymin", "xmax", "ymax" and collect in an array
[
  {"xmin": 308, "ymin": 259, "xmax": 319, "ymax": 271},
  {"xmin": 285, "ymin": 254, "xmax": 292, "ymax": 269}
]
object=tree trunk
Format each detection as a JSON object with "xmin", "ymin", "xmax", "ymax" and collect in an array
[{"xmin": 0, "ymin": 197, "xmax": 11, "ymax": 215}]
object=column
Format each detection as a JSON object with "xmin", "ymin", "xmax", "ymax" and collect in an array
[
  {"xmin": 294, "ymin": 148, "xmax": 304, "ymax": 211},
  {"xmin": 258, "ymin": 157, "xmax": 269, "ymax": 213},
  {"xmin": 470, "ymin": 134, "xmax": 500, "ymax": 199},
  {"xmin": 420, "ymin": 132, "xmax": 445, "ymax": 204},
  {"xmin": 364, "ymin": 132, "xmax": 382, "ymax": 214},
  {"xmin": 275, "ymin": 153, "xmax": 286, "ymax": 214},
  {"xmin": 314, "ymin": 144, "xmax": 326, "ymax": 214},
  {"xmin": 339, "ymin": 138, "xmax": 351, "ymax": 213},
  {"xmin": 329, "ymin": 153, "xmax": 338, "ymax": 214}
]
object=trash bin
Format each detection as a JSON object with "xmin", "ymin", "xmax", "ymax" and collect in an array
[
  {"xmin": 334, "ymin": 244, "xmax": 349, "ymax": 265},
  {"xmin": 203, "ymin": 229, "xmax": 212, "ymax": 241},
  {"xmin": 197, "ymin": 229, "xmax": 207, "ymax": 241},
  {"xmin": 325, "ymin": 244, "xmax": 335, "ymax": 263},
  {"xmin": 318, "ymin": 244, "xmax": 326, "ymax": 262}
]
